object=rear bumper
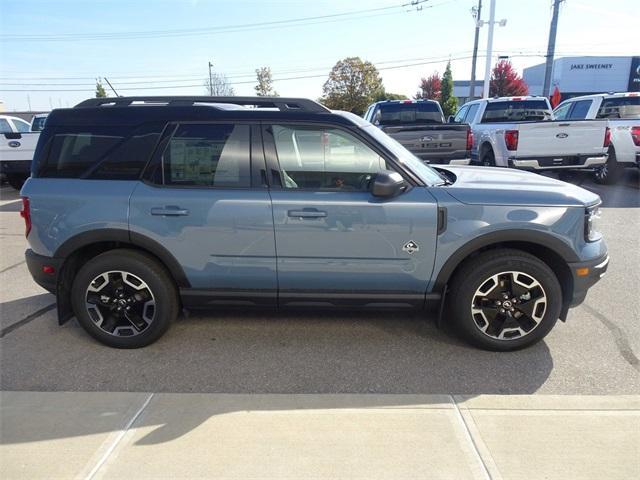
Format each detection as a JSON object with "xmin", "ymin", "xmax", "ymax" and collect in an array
[
  {"xmin": 25, "ymin": 249, "xmax": 61, "ymax": 294},
  {"xmin": 0, "ymin": 160, "xmax": 31, "ymax": 175},
  {"xmin": 567, "ymin": 253, "xmax": 609, "ymax": 308},
  {"xmin": 509, "ymin": 155, "xmax": 607, "ymax": 170}
]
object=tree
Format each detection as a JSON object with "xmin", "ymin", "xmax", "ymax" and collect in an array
[
  {"xmin": 95, "ymin": 79, "xmax": 107, "ymax": 98},
  {"xmin": 415, "ymin": 72, "xmax": 441, "ymax": 100},
  {"xmin": 489, "ymin": 60, "xmax": 528, "ymax": 97},
  {"xmin": 320, "ymin": 57, "xmax": 384, "ymax": 115},
  {"xmin": 204, "ymin": 72, "xmax": 235, "ymax": 96},
  {"xmin": 255, "ymin": 67, "xmax": 278, "ymax": 96},
  {"xmin": 372, "ymin": 90, "xmax": 407, "ymax": 102},
  {"xmin": 439, "ymin": 62, "xmax": 458, "ymax": 119}
]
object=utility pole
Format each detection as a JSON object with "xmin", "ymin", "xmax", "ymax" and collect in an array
[
  {"xmin": 208, "ymin": 61, "xmax": 214, "ymax": 96},
  {"xmin": 482, "ymin": 0, "xmax": 496, "ymax": 99},
  {"xmin": 27, "ymin": 94, "xmax": 31, "ymax": 111},
  {"xmin": 542, "ymin": 0, "xmax": 562, "ymax": 98},
  {"xmin": 469, "ymin": 0, "xmax": 482, "ymax": 100}
]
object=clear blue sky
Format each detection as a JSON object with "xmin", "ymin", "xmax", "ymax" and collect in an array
[{"xmin": 0, "ymin": 0, "xmax": 636, "ymax": 110}]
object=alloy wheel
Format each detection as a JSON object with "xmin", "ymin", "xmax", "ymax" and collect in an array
[
  {"xmin": 470, "ymin": 271, "xmax": 547, "ymax": 340},
  {"xmin": 85, "ymin": 271, "xmax": 156, "ymax": 337}
]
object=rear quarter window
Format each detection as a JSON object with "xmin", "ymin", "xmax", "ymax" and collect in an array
[{"xmin": 38, "ymin": 124, "xmax": 163, "ymax": 179}]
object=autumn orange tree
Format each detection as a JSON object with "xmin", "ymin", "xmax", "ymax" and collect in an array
[
  {"xmin": 415, "ymin": 72, "xmax": 441, "ymax": 100},
  {"xmin": 489, "ymin": 60, "xmax": 528, "ymax": 97}
]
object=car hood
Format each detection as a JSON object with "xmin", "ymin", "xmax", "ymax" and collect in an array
[{"xmin": 438, "ymin": 166, "xmax": 601, "ymax": 207}]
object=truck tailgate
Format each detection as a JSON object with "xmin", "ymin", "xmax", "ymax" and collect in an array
[
  {"xmin": 382, "ymin": 124, "xmax": 469, "ymax": 162},
  {"xmin": 0, "ymin": 132, "xmax": 40, "ymax": 162},
  {"xmin": 515, "ymin": 120, "xmax": 607, "ymax": 157}
]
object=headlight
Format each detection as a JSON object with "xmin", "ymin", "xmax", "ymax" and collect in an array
[{"xmin": 584, "ymin": 205, "xmax": 602, "ymax": 242}]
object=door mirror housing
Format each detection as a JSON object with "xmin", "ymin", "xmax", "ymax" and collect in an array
[
  {"xmin": 371, "ymin": 170, "xmax": 406, "ymax": 198},
  {"xmin": 448, "ymin": 115, "xmax": 456, "ymax": 123}
]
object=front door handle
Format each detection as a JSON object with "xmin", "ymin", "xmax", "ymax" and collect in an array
[
  {"xmin": 287, "ymin": 209, "xmax": 327, "ymax": 219},
  {"xmin": 150, "ymin": 206, "xmax": 190, "ymax": 216}
]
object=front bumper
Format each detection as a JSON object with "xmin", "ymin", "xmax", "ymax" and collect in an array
[
  {"xmin": 509, "ymin": 155, "xmax": 607, "ymax": 170},
  {"xmin": 567, "ymin": 253, "xmax": 609, "ymax": 308},
  {"xmin": 25, "ymin": 249, "xmax": 62, "ymax": 294}
]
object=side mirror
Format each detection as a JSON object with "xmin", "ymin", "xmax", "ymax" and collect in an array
[
  {"xmin": 371, "ymin": 170, "xmax": 406, "ymax": 198},
  {"xmin": 448, "ymin": 115, "xmax": 456, "ymax": 123}
]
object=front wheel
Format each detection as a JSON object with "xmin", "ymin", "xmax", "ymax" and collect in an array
[
  {"xmin": 71, "ymin": 249, "xmax": 178, "ymax": 348},
  {"xmin": 446, "ymin": 249, "xmax": 562, "ymax": 351}
]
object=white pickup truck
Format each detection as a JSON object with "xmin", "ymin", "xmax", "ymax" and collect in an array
[
  {"xmin": 0, "ymin": 115, "xmax": 40, "ymax": 190},
  {"xmin": 553, "ymin": 92, "xmax": 640, "ymax": 184},
  {"xmin": 451, "ymin": 96, "xmax": 609, "ymax": 171}
]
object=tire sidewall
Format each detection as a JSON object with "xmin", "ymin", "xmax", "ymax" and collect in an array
[
  {"xmin": 71, "ymin": 250, "xmax": 177, "ymax": 348},
  {"xmin": 593, "ymin": 146, "xmax": 620, "ymax": 185},
  {"xmin": 448, "ymin": 254, "xmax": 562, "ymax": 351}
]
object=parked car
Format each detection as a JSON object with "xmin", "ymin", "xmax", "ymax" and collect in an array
[
  {"xmin": 30, "ymin": 113, "xmax": 49, "ymax": 132},
  {"xmin": 363, "ymin": 99, "xmax": 472, "ymax": 165},
  {"xmin": 0, "ymin": 114, "xmax": 40, "ymax": 190},
  {"xmin": 553, "ymin": 92, "xmax": 640, "ymax": 184},
  {"xmin": 451, "ymin": 96, "xmax": 609, "ymax": 171},
  {"xmin": 22, "ymin": 96, "xmax": 608, "ymax": 351}
]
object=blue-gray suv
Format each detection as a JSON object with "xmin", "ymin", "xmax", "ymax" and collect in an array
[{"xmin": 21, "ymin": 96, "xmax": 609, "ymax": 350}]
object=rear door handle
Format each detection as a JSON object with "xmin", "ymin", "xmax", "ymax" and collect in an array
[
  {"xmin": 150, "ymin": 206, "xmax": 190, "ymax": 216},
  {"xmin": 287, "ymin": 209, "xmax": 327, "ymax": 219}
]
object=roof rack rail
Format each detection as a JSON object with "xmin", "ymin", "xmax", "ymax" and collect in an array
[{"xmin": 74, "ymin": 96, "xmax": 330, "ymax": 113}]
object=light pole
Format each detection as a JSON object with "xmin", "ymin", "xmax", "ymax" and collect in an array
[
  {"xmin": 469, "ymin": 0, "xmax": 482, "ymax": 100},
  {"xmin": 478, "ymin": 0, "xmax": 507, "ymax": 99},
  {"xmin": 208, "ymin": 61, "xmax": 214, "ymax": 96}
]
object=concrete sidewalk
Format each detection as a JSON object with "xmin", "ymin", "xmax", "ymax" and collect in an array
[{"xmin": 1, "ymin": 392, "xmax": 638, "ymax": 480}]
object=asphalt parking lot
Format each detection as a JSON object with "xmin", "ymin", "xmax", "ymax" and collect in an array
[{"xmin": 1, "ymin": 169, "xmax": 639, "ymax": 395}]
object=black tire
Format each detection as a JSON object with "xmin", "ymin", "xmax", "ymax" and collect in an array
[
  {"xmin": 446, "ymin": 249, "xmax": 562, "ymax": 351},
  {"xmin": 6, "ymin": 174, "xmax": 27, "ymax": 191},
  {"xmin": 481, "ymin": 146, "xmax": 496, "ymax": 167},
  {"xmin": 71, "ymin": 249, "xmax": 178, "ymax": 348},
  {"xmin": 593, "ymin": 146, "xmax": 621, "ymax": 185}
]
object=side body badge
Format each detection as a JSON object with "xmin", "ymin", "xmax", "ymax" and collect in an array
[{"xmin": 402, "ymin": 240, "xmax": 419, "ymax": 254}]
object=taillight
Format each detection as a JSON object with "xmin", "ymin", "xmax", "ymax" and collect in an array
[
  {"xmin": 504, "ymin": 130, "xmax": 519, "ymax": 151},
  {"xmin": 603, "ymin": 126, "xmax": 611, "ymax": 148},
  {"xmin": 631, "ymin": 126, "xmax": 640, "ymax": 147},
  {"xmin": 466, "ymin": 129, "xmax": 474, "ymax": 151},
  {"xmin": 20, "ymin": 197, "xmax": 31, "ymax": 237}
]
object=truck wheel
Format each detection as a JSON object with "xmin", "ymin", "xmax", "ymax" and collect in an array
[
  {"xmin": 446, "ymin": 249, "xmax": 562, "ymax": 351},
  {"xmin": 71, "ymin": 249, "xmax": 178, "ymax": 348},
  {"xmin": 481, "ymin": 147, "xmax": 496, "ymax": 167},
  {"xmin": 6, "ymin": 174, "xmax": 27, "ymax": 190},
  {"xmin": 593, "ymin": 147, "xmax": 621, "ymax": 185}
]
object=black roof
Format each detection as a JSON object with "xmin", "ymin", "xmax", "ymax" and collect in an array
[{"xmin": 46, "ymin": 96, "xmax": 356, "ymax": 128}]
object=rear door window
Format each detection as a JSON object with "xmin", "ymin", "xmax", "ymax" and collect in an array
[
  {"xmin": 481, "ymin": 100, "xmax": 552, "ymax": 122},
  {"xmin": 464, "ymin": 104, "xmax": 480, "ymax": 123},
  {"xmin": 161, "ymin": 123, "xmax": 251, "ymax": 188}
]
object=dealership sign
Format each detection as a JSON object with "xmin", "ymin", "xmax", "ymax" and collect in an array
[
  {"xmin": 570, "ymin": 63, "xmax": 613, "ymax": 71},
  {"xmin": 628, "ymin": 57, "xmax": 640, "ymax": 92}
]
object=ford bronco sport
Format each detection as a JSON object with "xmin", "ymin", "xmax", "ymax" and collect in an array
[{"xmin": 21, "ymin": 96, "xmax": 608, "ymax": 351}]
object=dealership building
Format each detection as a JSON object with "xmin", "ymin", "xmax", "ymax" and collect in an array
[
  {"xmin": 523, "ymin": 56, "xmax": 640, "ymax": 100},
  {"xmin": 454, "ymin": 55, "xmax": 640, "ymax": 105}
]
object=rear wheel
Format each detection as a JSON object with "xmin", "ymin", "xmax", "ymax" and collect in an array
[
  {"xmin": 6, "ymin": 174, "xmax": 27, "ymax": 190},
  {"xmin": 446, "ymin": 249, "xmax": 562, "ymax": 351},
  {"xmin": 71, "ymin": 249, "xmax": 178, "ymax": 348},
  {"xmin": 593, "ymin": 146, "xmax": 621, "ymax": 185},
  {"xmin": 481, "ymin": 147, "xmax": 496, "ymax": 167}
]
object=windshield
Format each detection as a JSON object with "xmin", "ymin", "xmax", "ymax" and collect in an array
[
  {"xmin": 376, "ymin": 102, "xmax": 443, "ymax": 126},
  {"xmin": 481, "ymin": 100, "xmax": 552, "ymax": 122},
  {"xmin": 597, "ymin": 97, "xmax": 640, "ymax": 119},
  {"xmin": 361, "ymin": 124, "xmax": 445, "ymax": 186}
]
